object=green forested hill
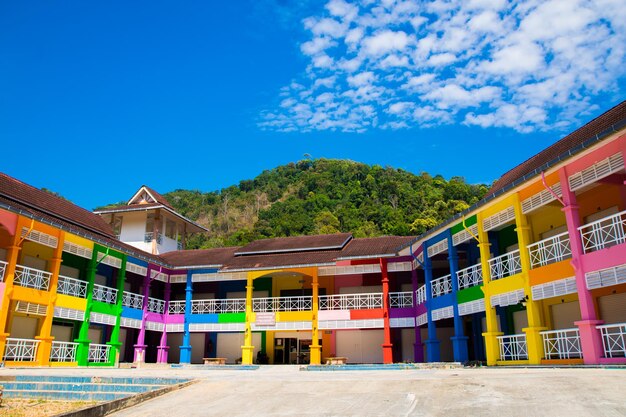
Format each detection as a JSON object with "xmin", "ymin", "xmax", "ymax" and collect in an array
[{"xmin": 159, "ymin": 159, "xmax": 488, "ymax": 249}]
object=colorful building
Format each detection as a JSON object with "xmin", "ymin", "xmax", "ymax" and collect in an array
[{"xmin": 0, "ymin": 101, "xmax": 624, "ymax": 367}]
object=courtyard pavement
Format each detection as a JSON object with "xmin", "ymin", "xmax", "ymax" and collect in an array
[{"xmin": 2, "ymin": 365, "xmax": 626, "ymax": 416}]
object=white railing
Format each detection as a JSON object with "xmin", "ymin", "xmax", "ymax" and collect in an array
[
  {"xmin": 431, "ymin": 274, "xmax": 452, "ymax": 298},
  {"xmin": 579, "ymin": 210, "xmax": 626, "ymax": 253},
  {"xmin": 489, "ymin": 250, "xmax": 522, "ymax": 280},
  {"xmin": 57, "ymin": 275, "xmax": 88, "ymax": 298},
  {"xmin": 168, "ymin": 300, "xmax": 186, "ymax": 314},
  {"xmin": 416, "ymin": 285, "xmax": 426, "ymax": 305},
  {"xmin": 253, "ymin": 296, "xmax": 312, "ymax": 312},
  {"xmin": 456, "ymin": 263, "xmax": 483, "ymax": 290},
  {"xmin": 177, "ymin": 241, "xmax": 183, "ymax": 250},
  {"xmin": 0, "ymin": 260, "xmax": 7, "ymax": 282},
  {"xmin": 50, "ymin": 341, "xmax": 78, "ymax": 362},
  {"xmin": 144, "ymin": 232, "xmax": 163, "ymax": 244},
  {"xmin": 528, "ymin": 232, "xmax": 572, "ymax": 268},
  {"xmin": 389, "ymin": 291, "xmax": 413, "ymax": 308},
  {"xmin": 318, "ymin": 293, "xmax": 383, "ymax": 310},
  {"xmin": 191, "ymin": 298, "xmax": 246, "ymax": 314},
  {"xmin": 3, "ymin": 338, "xmax": 40, "ymax": 361},
  {"xmin": 88, "ymin": 343, "xmax": 111, "ymax": 363},
  {"xmin": 597, "ymin": 323, "xmax": 626, "ymax": 358},
  {"xmin": 497, "ymin": 334, "xmax": 528, "ymax": 361},
  {"xmin": 122, "ymin": 291, "xmax": 144, "ymax": 309},
  {"xmin": 14, "ymin": 264, "xmax": 51, "ymax": 291},
  {"xmin": 148, "ymin": 297, "xmax": 166, "ymax": 314},
  {"xmin": 541, "ymin": 328, "xmax": 582, "ymax": 359},
  {"xmin": 92, "ymin": 284, "xmax": 118, "ymax": 304}
]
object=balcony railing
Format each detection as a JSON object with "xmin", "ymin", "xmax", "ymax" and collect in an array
[
  {"xmin": 0, "ymin": 260, "xmax": 7, "ymax": 281},
  {"xmin": 3, "ymin": 338, "xmax": 40, "ymax": 361},
  {"xmin": 122, "ymin": 291, "xmax": 144, "ymax": 309},
  {"xmin": 456, "ymin": 263, "xmax": 483, "ymax": 290},
  {"xmin": 253, "ymin": 296, "xmax": 312, "ymax": 312},
  {"xmin": 528, "ymin": 232, "xmax": 572, "ymax": 268},
  {"xmin": 597, "ymin": 323, "xmax": 626, "ymax": 358},
  {"xmin": 14, "ymin": 264, "xmax": 51, "ymax": 291},
  {"xmin": 318, "ymin": 293, "xmax": 383, "ymax": 310},
  {"xmin": 580, "ymin": 210, "xmax": 626, "ymax": 253},
  {"xmin": 415, "ymin": 285, "xmax": 426, "ymax": 305},
  {"xmin": 489, "ymin": 250, "xmax": 522, "ymax": 280},
  {"xmin": 168, "ymin": 300, "xmax": 186, "ymax": 314},
  {"xmin": 92, "ymin": 284, "xmax": 118, "ymax": 304},
  {"xmin": 50, "ymin": 341, "xmax": 78, "ymax": 362},
  {"xmin": 147, "ymin": 297, "xmax": 166, "ymax": 314},
  {"xmin": 191, "ymin": 298, "xmax": 246, "ymax": 314},
  {"xmin": 497, "ymin": 334, "xmax": 528, "ymax": 361},
  {"xmin": 57, "ymin": 275, "xmax": 88, "ymax": 298},
  {"xmin": 541, "ymin": 328, "xmax": 582, "ymax": 359},
  {"xmin": 389, "ymin": 291, "xmax": 413, "ymax": 308},
  {"xmin": 431, "ymin": 274, "xmax": 452, "ymax": 298},
  {"xmin": 88, "ymin": 343, "xmax": 111, "ymax": 363}
]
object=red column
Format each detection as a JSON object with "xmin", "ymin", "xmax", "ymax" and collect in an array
[{"xmin": 380, "ymin": 258, "xmax": 393, "ymax": 364}]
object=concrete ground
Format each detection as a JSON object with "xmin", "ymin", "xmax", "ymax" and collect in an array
[{"xmin": 2, "ymin": 366, "xmax": 626, "ymax": 416}]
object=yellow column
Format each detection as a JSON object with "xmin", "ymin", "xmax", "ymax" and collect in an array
[
  {"xmin": 513, "ymin": 196, "xmax": 545, "ymax": 364},
  {"xmin": 241, "ymin": 272, "xmax": 255, "ymax": 365},
  {"xmin": 477, "ymin": 212, "xmax": 503, "ymax": 365},
  {"xmin": 36, "ymin": 231, "xmax": 64, "ymax": 366},
  {"xmin": 0, "ymin": 227, "xmax": 23, "ymax": 360},
  {"xmin": 310, "ymin": 269, "xmax": 321, "ymax": 365}
]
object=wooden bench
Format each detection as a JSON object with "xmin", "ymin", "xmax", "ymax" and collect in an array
[
  {"xmin": 203, "ymin": 357, "xmax": 227, "ymax": 365},
  {"xmin": 324, "ymin": 357, "xmax": 347, "ymax": 365}
]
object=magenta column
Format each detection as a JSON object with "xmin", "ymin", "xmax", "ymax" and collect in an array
[
  {"xmin": 157, "ymin": 279, "xmax": 171, "ymax": 363},
  {"xmin": 411, "ymin": 266, "xmax": 424, "ymax": 362},
  {"xmin": 133, "ymin": 267, "xmax": 152, "ymax": 363},
  {"xmin": 558, "ymin": 168, "xmax": 604, "ymax": 364}
]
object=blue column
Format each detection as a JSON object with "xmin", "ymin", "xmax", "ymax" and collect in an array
[
  {"xmin": 472, "ymin": 313, "xmax": 486, "ymax": 361},
  {"xmin": 448, "ymin": 236, "xmax": 468, "ymax": 363},
  {"xmin": 179, "ymin": 271, "xmax": 193, "ymax": 364},
  {"xmin": 423, "ymin": 245, "xmax": 440, "ymax": 362}
]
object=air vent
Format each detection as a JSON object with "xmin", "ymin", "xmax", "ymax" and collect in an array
[
  {"xmin": 416, "ymin": 313, "xmax": 428, "ymax": 326},
  {"xmin": 491, "ymin": 289, "xmax": 525, "ymax": 307},
  {"xmin": 189, "ymin": 322, "xmax": 245, "ymax": 332},
  {"xmin": 96, "ymin": 252, "xmax": 122, "ymax": 269},
  {"xmin": 15, "ymin": 301, "xmax": 47, "ymax": 316},
  {"xmin": 126, "ymin": 263, "xmax": 147, "ymax": 277},
  {"xmin": 166, "ymin": 323, "xmax": 184, "ymax": 332},
  {"xmin": 452, "ymin": 224, "xmax": 478, "ymax": 246},
  {"xmin": 21, "ymin": 228, "xmax": 58, "ymax": 249},
  {"xmin": 90, "ymin": 312, "xmax": 117, "ymax": 325},
  {"xmin": 431, "ymin": 306, "xmax": 454, "ymax": 321},
  {"xmin": 169, "ymin": 274, "xmax": 187, "ymax": 283},
  {"xmin": 389, "ymin": 317, "xmax": 416, "ymax": 328},
  {"xmin": 63, "ymin": 241, "xmax": 93, "ymax": 259},
  {"xmin": 145, "ymin": 321, "xmax": 165, "ymax": 332},
  {"xmin": 483, "ymin": 207, "xmax": 516, "ymax": 231},
  {"xmin": 427, "ymin": 238, "xmax": 448, "ymax": 258},
  {"xmin": 458, "ymin": 298, "xmax": 485, "ymax": 316},
  {"xmin": 120, "ymin": 317, "xmax": 142, "ymax": 329},
  {"xmin": 318, "ymin": 319, "xmax": 383, "ymax": 330},
  {"xmin": 150, "ymin": 270, "xmax": 169, "ymax": 282},
  {"xmin": 522, "ymin": 183, "xmax": 563, "ymax": 214},
  {"xmin": 569, "ymin": 152, "xmax": 623, "ymax": 191},
  {"xmin": 586, "ymin": 263, "xmax": 626, "ymax": 289},
  {"xmin": 53, "ymin": 307, "xmax": 85, "ymax": 321},
  {"xmin": 531, "ymin": 277, "xmax": 577, "ymax": 300}
]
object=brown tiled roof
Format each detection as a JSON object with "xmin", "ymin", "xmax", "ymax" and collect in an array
[
  {"xmin": 235, "ymin": 233, "xmax": 353, "ymax": 255},
  {"xmin": 338, "ymin": 236, "xmax": 416, "ymax": 259},
  {"xmin": 160, "ymin": 247, "xmax": 240, "ymax": 267},
  {"xmin": 0, "ymin": 173, "xmax": 115, "ymax": 238},
  {"xmin": 142, "ymin": 186, "xmax": 174, "ymax": 209},
  {"xmin": 489, "ymin": 100, "xmax": 626, "ymax": 194},
  {"xmin": 94, "ymin": 202, "xmax": 162, "ymax": 212},
  {"xmin": 221, "ymin": 250, "xmax": 340, "ymax": 270}
]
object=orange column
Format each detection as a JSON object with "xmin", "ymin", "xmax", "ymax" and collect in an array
[{"xmin": 380, "ymin": 258, "xmax": 393, "ymax": 364}]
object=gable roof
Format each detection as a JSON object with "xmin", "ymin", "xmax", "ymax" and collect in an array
[
  {"xmin": 160, "ymin": 247, "xmax": 240, "ymax": 268},
  {"xmin": 127, "ymin": 185, "xmax": 174, "ymax": 209},
  {"xmin": 234, "ymin": 233, "xmax": 353, "ymax": 256}
]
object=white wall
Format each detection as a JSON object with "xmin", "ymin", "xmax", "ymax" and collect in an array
[{"xmin": 119, "ymin": 211, "xmax": 151, "ymax": 252}]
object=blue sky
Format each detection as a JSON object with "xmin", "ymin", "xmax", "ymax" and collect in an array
[{"xmin": 1, "ymin": 0, "xmax": 625, "ymax": 210}]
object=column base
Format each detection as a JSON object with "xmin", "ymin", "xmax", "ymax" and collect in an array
[
  {"xmin": 522, "ymin": 326, "xmax": 547, "ymax": 365},
  {"xmin": 241, "ymin": 345, "xmax": 254, "ymax": 365},
  {"xmin": 413, "ymin": 341, "xmax": 424, "ymax": 363},
  {"xmin": 133, "ymin": 344, "xmax": 147, "ymax": 364},
  {"xmin": 575, "ymin": 319, "xmax": 605, "ymax": 365},
  {"xmin": 179, "ymin": 345, "xmax": 192, "ymax": 364},
  {"xmin": 157, "ymin": 345, "xmax": 169, "ymax": 363},
  {"xmin": 309, "ymin": 344, "xmax": 321, "ymax": 365},
  {"xmin": 382, "ymin": 343, "xmax": 393, "ymax": 364},
  {"xmin": 424, "ymin": 339, "xmax": 440, "ymax": 362},
  {"xmin": 451, "ymin": 336, "xmax": 469, "ymax": 363},
  {"xmin": 482, "ymin": 331, "xmax": 503, "ymax": 366}
]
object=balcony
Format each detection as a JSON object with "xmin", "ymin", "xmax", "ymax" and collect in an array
[
  {"xmin": 489, "ymin": 250, "xmax": 522, "ymax": 280},
  {"xmin": 597, "ymin": 323, "xmax": 626, "ymax": 358},
  {"xmin": 88, "ymin": 343, "xmax": 111, "ymax": 363},
  {"xmin": 431, "ymin": 274, "xmax": 452, "ymax": 298},
  {"xmin": 497, "ymin": 334, "xmax": 528, "ymax": 361},
  {"xmin": 0, "ymin": 260, "xmax": 7, "ymax": 281},
  {"xmin": 579, "ymin": 210, "xmax": 626, "ymax": 253},
  {"xmin": 541, "ymin": 328, "xmax": 581, "ymax": 359},
  {"xmin": 168, "ymin": 300, "xmax": 186, "ymax": 314},
  {"xmin": 319, "ymin": 293, "xmax": 383, "ymax": 310},
  {"xmin": 50, "ymin": 341, "xmax": 78, "ymax": 362},
  {"xmin": 3, "ymin": 338, "xmax": 40, "ymax": 362},
  {"xmin": 144, "ymin": 232, "xmax": 163, "ymax": 244},
  {"xmin": 191, "ymin": 298, "xmax": 246, "ymax": 314},
  {"xmin": 14, "ymin": 264, "xmax": 51, "ymax": 291},
  {"xmin": 57, "ymin": 275, "xmax": 88, "ymax": 298},
  {"xmin": 253, "ymin": 296, "xmax": 312, "ymax": 312},
  {"xmin": 457, "ymin": 263, "xmax": 483, "ymax": 290},
  {"xmin": 147, "ymin": 297, "xmax": 166, "ymax": 314},
  {"xmin": 528, "ymin": 232, "xmax": 572, "ymax": 268},
  {"xmin": 122, "ymin": 291, "xmax": 144, "ymax": 309},
  {"xmin": 415, "ymin": 285, "xmax": 426, "ymax": 305},
  {"xmin": 92, "ymin": 284, "xmax": 118, "ymax": 304},
  {"xmin": 389, "ymin": 291, "xmax": 413, "ymax": 308}
]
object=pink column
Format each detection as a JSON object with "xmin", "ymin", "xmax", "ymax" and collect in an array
[
  {"xmin": 157, "ymin": 280, "xmax": 171, "ymax": 363},
  {"xmin": 133, "ymin": 269, "xmax": 152, "ymax": 363},
  {"xmin": 559, "ymin": 168, "xmax": 605, "ymax": 364}
]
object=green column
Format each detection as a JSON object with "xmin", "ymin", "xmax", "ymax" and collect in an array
[
  {"xmin": 106, "ymin": 255, "xmax": 126, "ymax": 367},
  {"xmin": 75, "ymin": 254, "xmax": 97, "ymax": 366}
]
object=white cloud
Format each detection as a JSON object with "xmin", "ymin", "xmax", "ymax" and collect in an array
[{"xmin": 260, "ymin": 0, "xmax": 626, "ymax": 133}]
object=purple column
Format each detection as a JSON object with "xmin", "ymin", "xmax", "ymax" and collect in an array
[
  {"xmin": 411, "ymin": 266, "xmax": 424, "ymax": 362},
  {"xmin": 133, "ymin": 266, "xmax": 152, "ymax": 363},
  {"xmin": 157, "ymin": 278, "xmax": 171, "ymax": 363}
]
